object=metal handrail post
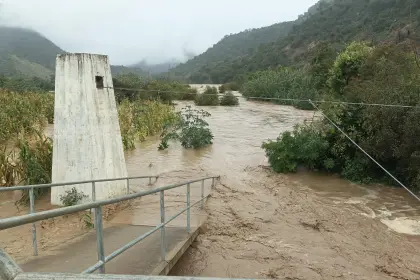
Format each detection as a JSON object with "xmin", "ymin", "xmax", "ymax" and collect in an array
[
  {"xmin": 212, "ymin": 177, "xmax": 215, "ymax": 188},
  {"xmin": 186, "ymin": 183, "xmax": 191, "ymax": 233},
  {"xmin": 91, "ymin": 182, "xmax": 96, "ymax": 201},
  {"xmin": 201, "ymin": 180, "xmax": 204, "ymax": 210},
  {"xmin": 29, "ymin": 187, "xmax": 38, "ymax": 256},
  {"xmin": 149, "ymin": 176, "xmax": 152, "ymax": 185},
  {"xmin": 159, "ymin": 191, "xmax": 166, "ymax": 260},
  {"xmin": 94, "ymin": 206, "xmax": 105, "ymax": 274},
  {"xmin": 91, "ymin": 182, "xmax": 96, "ymax": 228},
  {"xmin": 126, "ymin": 178, "xmax": 130, "ymax": 194}
]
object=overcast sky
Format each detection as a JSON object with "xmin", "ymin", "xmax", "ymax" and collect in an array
[{"xmin": 0, "ymin": 0, "xmax": 318, "ymax": 65}]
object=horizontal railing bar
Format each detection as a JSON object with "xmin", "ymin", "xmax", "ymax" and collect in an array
[
  {"xmin": 81, "ymin": 260, "xmax": 104, "ymax": 274},
  {"xmin": 83, "ymin": 193, "xmax": 210, "ymax": 273},
  {"xmin": 0, "ymin": 175, "xmax": 159, "ymax": 192},
  {"xmin": 15, "ymin": 273, "xmax": 260, "ymax": 280},
  {"xmin": 0, "ymin": 176, "xmax": 220, "ymax": 230}
]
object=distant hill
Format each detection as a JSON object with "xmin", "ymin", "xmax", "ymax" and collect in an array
[
  {"xmin": 130, "ymin": 59, "xmax": 180, "ymax": 74},
  {"xmin": 171, "ymin": 21, "xmax": 295, "ymax": 82},
  {"xmin": 0, "ymin": 27, "xmax": 64, "ymax": 78},
  {"xmin": 172, "ymin": 0, "xmax": 420, "ymax": 83},
  {"xmin": 0, "ymin": 26, "xmax": 147, "ymax": 79}
]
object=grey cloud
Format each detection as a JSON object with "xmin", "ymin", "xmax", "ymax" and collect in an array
[{"xmin": 0, "ymin": 0, "xmax": 319, "ymax": 65}]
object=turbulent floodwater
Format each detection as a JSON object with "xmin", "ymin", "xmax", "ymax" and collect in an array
[{"xmin": 2, "ymin": 85, "xmax": 420, "ymax": 278}]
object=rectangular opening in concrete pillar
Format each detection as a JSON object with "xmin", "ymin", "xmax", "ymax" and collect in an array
[
  {"xmin": 95, "ymin": 75, "xmax": 104, "ymax": 89},
  {"xmin": 51, "ymin": 53, "xmax": 128, "ymax": 205}
]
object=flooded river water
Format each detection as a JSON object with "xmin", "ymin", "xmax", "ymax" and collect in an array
[{"xmin": 2, "ymin": 85, "xmax": 420, "ymax": 279}]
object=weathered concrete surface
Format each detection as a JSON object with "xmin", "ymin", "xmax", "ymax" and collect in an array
[
  {"xmin": 0, "ymin": 249, "xmax": 22, "ymax": 280},
  {"xmin": 51, "ymin": 53, "xmax": 127, "ymax": 205},
  {"xmin": 20, "ymin": 225, "xmax": 197, "ymax": 275},
  {"xmin": 14, "ymin": 273, "xmax": 259, "ymax": 280}
]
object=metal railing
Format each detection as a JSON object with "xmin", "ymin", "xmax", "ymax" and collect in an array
[
  {"xmin": 0, "ymin": 175, "xmax": 158, "ymax": 257},
  {"xmin": 0, "ymin": 175, "xmax": 219, "ymax": 274}
]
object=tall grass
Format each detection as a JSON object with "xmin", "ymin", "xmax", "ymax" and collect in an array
[
  {"xmin": 118, "ymin": 100, "xmax": 177, "ymax": 150},
  {"xmin": 242, "ymin": 68, "xmax": 317, "ymax": 110},
  {"xmin": 0, "ymin": 90, "xmax": 54, "ymax": 143}
]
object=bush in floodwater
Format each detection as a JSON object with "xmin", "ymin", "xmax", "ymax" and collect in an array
[
  {"xmin": 220, "ymin": 92, "xmax": 239, "ymax": 106},
  {"xmin": 60, "ymin": 187, "xmax": 88, "ymax": 206},
  {"xmin": 159, "ymin": 106, "xmax": 213, "ymax": 150},
  {"xmin": 262, "ymin": 124, "xmax": 330, "ymax": 173},
  {"xmin": 219, "ymin": 82, "xmax": 240, "ymax": 93},
  {"xmin": 118, "ymin": 100, "xmax": 177, "ymax": 150},
  {"xmin": 194, "ymin": 86, "xmax": 219, "ymax": 106}
]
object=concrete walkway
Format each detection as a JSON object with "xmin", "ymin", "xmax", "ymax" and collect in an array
[
  {"xmin": 19, "ymin": 178, "xmax": 214, "ymax": 275},
  {"xmin": 21, "ymin": 225, "xmax": 197, "ymax": 275}
]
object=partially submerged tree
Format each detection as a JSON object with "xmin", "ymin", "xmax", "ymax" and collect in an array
[{"xmin": 158, "ymin": 106, "xmax": 214, "ymax": 150}]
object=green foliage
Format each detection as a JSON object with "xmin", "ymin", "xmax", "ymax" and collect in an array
[
  {"xmin": 172, "ymin": 0, "xmax": 419, "ymax": 84},
  {"xmin": 17, "ymin": 133, "xmax": 53, "ymax": 205},
  {"xmin": 242, "ymin": 68, "xmax": 317, "ymax": 110},
  {"xmin": 220, "ymin": 92, "xmax": 239, "ymax": 106},
  {"xmin": 60, "ymin": 187, "xmax": 88, "ymax": 206},
  {"xmin": 262, "ymin": 125, "xmax": 330, "ymax": 173},
  {"xmin": 0, "ymin": 90, "xmax": 54, "ymax": 143},
  {"xmin": 264, "ymin": 43, "xmax": 420, "ymax": 190},
  {"xmin": 171, "ymin": 21, "xmax": 294, "ymax": 83},
  {"xmin": 159, "ymin": 106, "xmax": 213, "ymax": 150},
  {"xmin": 118, "ymin": 100, "xmax": 177, "ymax": 150},
  {"xmin": 82, "ymin": 213, "xmax": 94, "ymax": 229},
  {"xmin": 194, "ymin": 86, "xmax": 220, "ymax": 106},
  {"xmin": 113, "ymin": 74, "xmax": 197, "ymax": 103},
  {"xmin": 327, "ymin": 42, "xmax": 373, "ymax": 94}
]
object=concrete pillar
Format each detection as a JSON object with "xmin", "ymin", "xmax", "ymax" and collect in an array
[{"xmin": 51, "ymin": 53, "xmax": 127, "ymax": 205}]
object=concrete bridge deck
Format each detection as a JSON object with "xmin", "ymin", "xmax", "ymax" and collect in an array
[
  {"xmin": 16, "ymin": 177, "xmax": 214, "ymax": 276},
  {"xmin": 20, "ymin": 225, "xmax": 199, "ymax": 275}
]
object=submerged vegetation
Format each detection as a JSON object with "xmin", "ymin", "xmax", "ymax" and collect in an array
[
  {"xmin": 263, "ymin": 42, "xmax": 420, "ymax": 190},
  {"xmin": 220, "ymin": 92, "xmax": 239, "ymax": 106},
  {"xmin": 118, "ymin": 100, "xmax": 177, "ymax": 150},
  {"xmin": 159, "ymin": 106, "xmax": 213, "ymax": 150},
  {"xmin": 194, "ymin": 86, "xmax": 220, "ymax": 106}
]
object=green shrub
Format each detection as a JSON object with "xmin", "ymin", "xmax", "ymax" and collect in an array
[
  {"xmin": 194, "ymin": 86, "xmax": 219, "ymax": 106},
  {"xmin": 242, "ymin": 67, "xmax": 317, "ymax": 110},
  {"xmin": 218, "ymin": 84, "xmax": 226, "ymax": 93},
  {"xmin": 60, "ymin": 187, "xmax": 88, "ymax": 206},
  {"xmin": 262, "ymin": 124, "xmax": 330, "ymax": 173},
  {"xmin": 159, "ymin": 106, "xmax": 214, "ymax": 150},
  {"xmin": 220, "ymin": 92, "xmax": 239, "ymax": 106},
  {"xmin": 263, "ymin": 43, "xmax": 420, "ymax": 190},
  {"xmin": 113, "ymin": 75, "xmax": 196, "ymax": 103}
]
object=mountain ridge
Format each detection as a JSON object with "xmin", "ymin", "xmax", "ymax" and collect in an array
[{"xmin": 171, "ymin": 0, "xmax": 420, "ymax": 83}]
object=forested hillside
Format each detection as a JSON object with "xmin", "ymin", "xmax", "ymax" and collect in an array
[
  {"xmin": 0, "ymin": 26, "xmax": 147, "ymax": 79},
  {"xmin": 0, "ymin": 27, "xmax": 64, "ymax": 78},
  {"xmin": 171, "ymin": 21, "xmax": 295, "ymax": 82},
  {"xmin": 173, "ymin": 0, "xmax": 420, "ymax": 83}
]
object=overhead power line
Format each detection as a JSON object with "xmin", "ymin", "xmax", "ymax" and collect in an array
[
  {"xmin": 309, "ymin": 100, "xmax": 420, "ymax": 203},
  {"xmin": 112, "ymin": 87, "xmax": 420, "ymax": 109}
]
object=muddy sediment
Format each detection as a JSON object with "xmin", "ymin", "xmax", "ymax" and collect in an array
[
  {"xmin": 170, "ymin": 168, "xmax": 420, "ymax": 279},
  {"xmin": 2, "ymin": 85, "xmax": 420, "ymax": 278}
]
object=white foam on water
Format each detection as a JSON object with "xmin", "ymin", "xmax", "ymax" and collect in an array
[{"xmin": 380, "ymin": 217, "xmax": 420, "ymax": 235}]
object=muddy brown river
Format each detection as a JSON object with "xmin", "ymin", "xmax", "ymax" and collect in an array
[{"xmin": 2, "ymin": 85, "xmax": 420, "ymax": 279}]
